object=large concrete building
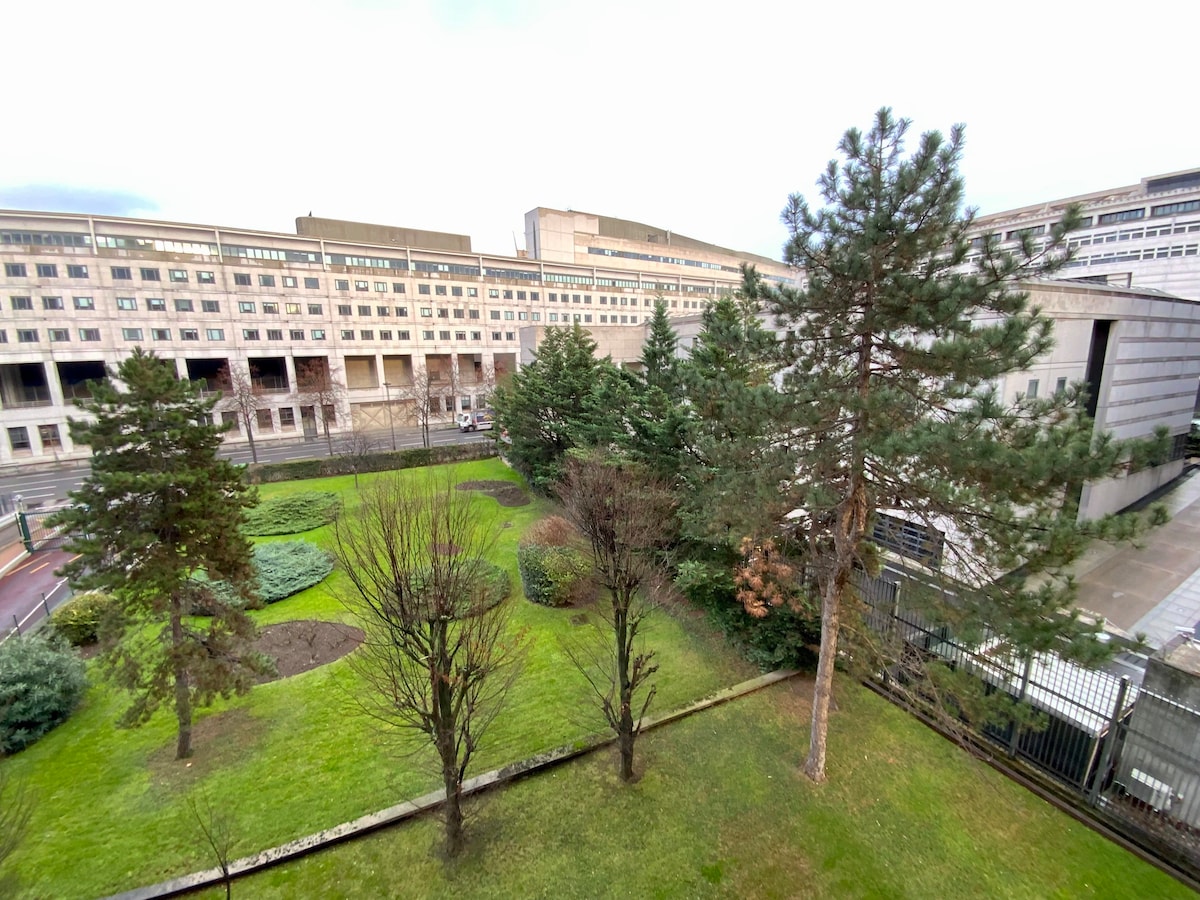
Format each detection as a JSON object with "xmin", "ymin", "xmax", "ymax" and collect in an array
[{"xmin": 0, "ymin": 207, "xmax": 794, "ymax": 468}]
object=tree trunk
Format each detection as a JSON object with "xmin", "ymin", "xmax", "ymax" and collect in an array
[
  {"xmin": 803, "ymin": 574, "xmax": 843, "ymax": 782},
  {"xmin": 171, "ymin": 604, "xmax": 193, "ymax": 760},
  {"xmin": 323, "ymin": 421, "xmax": 333, "ymax": 457},
  {"xmin": 614, "ymin": 595, "xmax": 636, "ymax": 782},
  {"xmin": 431, "ymin": 619, "xmax": 464, "ymax": 857},
  {"xmin": 244, "ymin": 411, "xmax": 258, "ymax": 464}
]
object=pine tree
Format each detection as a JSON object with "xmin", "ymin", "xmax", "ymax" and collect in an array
[
  {"xmin": 640, "ymin": 299, "xmax": 680, "ymax": 396},
  {"xmin": 51, "ymin": 348, "xmax": 268, "ymax": 759},
  {"xmin": 754, "ymin": 109, "xmax": 1150, "ymax": 782}
]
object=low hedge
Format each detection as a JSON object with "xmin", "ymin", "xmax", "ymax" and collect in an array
[
  {"xmin": 246, "ymin": 441, "xmax": 496, "ymax": 484},
  {"xmin": 518, "ymin": 516, "xmax": 594, "ymax": 607},
  {"xmin": 0, "ymin": 634, "xmax": 88, "ymax": 753},
  {"xmin": 50, "ymin": 591, "xmax": 116, "ymax": 646},
  {"xmin": 243, "ymin": 491, "xmax": 340, "ymax": 535}
]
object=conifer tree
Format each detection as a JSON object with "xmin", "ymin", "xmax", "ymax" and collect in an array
[
  {"xmin": 51, "ymin": 348, "xmax": 268, "ymax": 759},
  {"xmin": 640, "ymin": 299, "xmax": 680, "ymax": 396},
  {"xmin": 753, "ymin": 109, "xmax": 1153, "ymax": 782}
]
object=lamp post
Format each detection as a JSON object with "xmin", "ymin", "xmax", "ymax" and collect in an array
[{"xmin": 382, "ymin": 381, "xmax": 397, "ymax": 451}]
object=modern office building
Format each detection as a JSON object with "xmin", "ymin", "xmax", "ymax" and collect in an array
[
  {"xmin": 0, "ymin": 207, "xmax": 794, "ymax": 468},
  {"xmin": 969, "ymin": 167, "xmax": 1200, "ymax": 301}
]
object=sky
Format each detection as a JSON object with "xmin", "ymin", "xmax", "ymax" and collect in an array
[{"xmin": 2, "ymin": 0, "xmax": 1196, "ymax": 261}]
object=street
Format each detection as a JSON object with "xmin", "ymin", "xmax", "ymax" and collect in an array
[
  {"xmin": 0, "ymin": 549, "xmax": 76, "ymax": 639},
  {"xmin": 0, "ymin": 426, "xmax": 490, "ymax": 510}
]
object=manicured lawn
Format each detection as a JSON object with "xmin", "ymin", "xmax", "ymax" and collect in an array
[
  {"xmin": 2, "ymin": 459, "xmax": 753, "ymax": 899},
  {"xmin": 227, "ymin": 680, "xmax": 1188, "ymax": 899}
]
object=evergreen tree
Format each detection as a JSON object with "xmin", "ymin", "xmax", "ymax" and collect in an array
[
  {"xmin": 752, "ymin": 109, "xmax": 1151, "ymax": 782},
  {"xmin": 640, "ymin": 299, "xmax": 680, "ymax": 396},
  {"xmin": 50, "ymin": 349, "xmax": 268, "ymax": 759}
]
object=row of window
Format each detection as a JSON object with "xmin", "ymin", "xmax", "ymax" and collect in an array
[
  {"xmin": 7, "ymin": 424, "xmax": 61, "ymax": 453},
  {"xmin": 0, "ymin": 326, "xmax": 524, "ymax": 345}
]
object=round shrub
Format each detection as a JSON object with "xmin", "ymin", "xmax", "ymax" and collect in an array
[
  {"xmin": 50, "ymin": 591, "xmax": 116, "ymax": 646},
  {"xmin": 0, "ymin": 634, "xmax": 88, "ymax": 753},
  {"xmin": 518, "ymin": 516, "xmax": 594, "ymax": 607},
  {"xmin": 192, "ymin": 541, "xmax": 335, "ymax": 614},
  {"xmin": 243, "ymin": 491, "xmax": 341, "ymax": 536},
  {"xmin": 408, "ymin": 558, "xmax": 512, "ymax": 620}
]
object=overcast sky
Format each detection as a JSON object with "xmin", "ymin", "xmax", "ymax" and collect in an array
[{"xmin": 2, "ymin": 0, "xmax": 1195, "ymax": 261}]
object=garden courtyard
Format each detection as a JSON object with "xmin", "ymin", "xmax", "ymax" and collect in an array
[{"xmin": 1, "ymin": 459, "xmax": 1188, "ymax": 898}]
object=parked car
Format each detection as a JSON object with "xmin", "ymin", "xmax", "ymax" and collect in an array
[{"xmin": 456, "ymin": 410, "xmax": 495, "ymax": 432}]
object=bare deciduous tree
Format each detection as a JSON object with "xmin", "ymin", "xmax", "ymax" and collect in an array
[
  {"xmin": 217, "ymin": 364, "xmax": 265, "ymax": 464},
  {"xmin": 406, "ymin": 361, "xmax": 436, "ymax": 450},
  {"xmin": 187, "ymin": 791, "xmax": 238, "ymax": 900},
  {"xmin": 558, "ymin": 452, "xmax": 676, "ymax": 782},
  {"xmin": 295, "ymin": 359, "xmax": 346, "ymax": 457},
  {"xmin": 331, "ymin": 473, "xmax": 525, "ymax": 857}
]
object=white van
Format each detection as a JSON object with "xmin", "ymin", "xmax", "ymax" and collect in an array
[{"xmin": 456, "ymin": 410, "xmax": 495, "ymax": 432}]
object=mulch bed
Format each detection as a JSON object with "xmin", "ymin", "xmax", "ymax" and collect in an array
[
  {"xmin": 455, "ymin": 480, "xmax": 531, "ymax": 507},
  {"xmin": 255, "ymin": 620, "xmax": 364, "ymax": 682}
]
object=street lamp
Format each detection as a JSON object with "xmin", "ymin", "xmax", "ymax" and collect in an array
[{"xmin": 382, "ymin": 381, "xmax": 397, "ymax": 451}]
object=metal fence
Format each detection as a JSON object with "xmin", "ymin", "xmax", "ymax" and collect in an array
[
  {"xmin": 0, "ymin": 576, "xmax": 73, "ymax": 646},
  {"xmin": 18, "ymin": 504, "xmax": 72, "ymax": 552}
]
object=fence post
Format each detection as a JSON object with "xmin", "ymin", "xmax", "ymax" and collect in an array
[
  {"xmin": 1088, "ymin": 675, "xmax": 1131, "ymax": 806},
  {"xmin": 15, "ymin": 510, "xmax": 33, "ymax": 553},
  {"xmin": 1007, "ymin": 655, "xmax": 1034, "ymax": 756},
  {"xmin": 42, "ymin": 592, "xmax": 50, "ymax": 618},
  {"xmin": 11, "ymin": 614, "xmax": 19, "ymax": 636}
]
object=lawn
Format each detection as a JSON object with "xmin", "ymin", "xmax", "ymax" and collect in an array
[
  {"xmin": 1, "ymin": 459, "xmax": 754, "ymax": 898},
  {"xmin": 225, "ymin": 679, "xmax": 1187, "ymax": 899}
]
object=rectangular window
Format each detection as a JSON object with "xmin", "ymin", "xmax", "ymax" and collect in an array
[
  {"xmin": 238, "ymin": 301, "xmax": 256, "ymax": 314},
  {"xmin": 358, "ymin": 305, "xmax": 372, "ymax": 317},
  {"xmin": 379, "ymin": 329, "xmax": 393, "ymax": 340},
  {"xmin": 374, "ymin": 281, "xmax": 388, "ymax": 292},
  {"xmin": 36, "ymin": 263, "xmax": 57, "ymax": 278},
  {"xmin": 437, "ymin": 308, "xmax": 449, "ymax": 319},
  {"xmin": 490, "ymin": 310, "xmax": 501, "ymax": 320},
  {"xmin": 234, "ymin": 273, "xmax": 252, "ymax": 286},
  {"xmin": 532, "ymin": 312, "xmax": 541, "ymax": 322},
  {"xmin": 38, "ymin": 424, "xmax": 62, "ymax": 450},
  {"xmin": 307, "ymin": 303, "xmax": 323, "ymax": 315},
  {"xmin": 376, "ymin": 306, "xmax": 389, "ymax": 317},
  {"xmin": 147, "ymin": 297, "xmax": 166, "ymax": 311},
  {"xmin": 117, "ymin": 297, "xmax": 137, "ymax": 311},
  {"xmin": 455, "ymin": 330, "xmax": 467, "ymax": 341},
  {"xmin": 42, "ymin": 296, "xmax": 63, "ymax": 310},
  {"xmin": 422, "ymin": 330, "xmax": 435, "ymax": 340},
  {"xmin": 599, "ymin": 314, "xmax": 607, "ymax": 323},
  {"xmin": 73, "ymin": 296, "xmax": 95, "ymax": 310},
  {"xmin": 341, "ymin": 329, "xmax": 355, "ymax": 340},
  {"xmin": 393, "ymin": 283, "xmax": 406, "ymax": 293},
  {"xmin": 420, "ymin": 307, "xmax": 433, "ymax": 317},
  {"xmin": 436, "ymin": 285, "xmax": 447, "ymax": 296},
  {"xmin": 49, "ymin": 328, "xmax": 69, "ymax": 342},
  {"xmin": 504, "ymin": 311, "xmax": 515, "ymax": 320},
  {"xmin": 505, "ymin": 331, "xmax": 515, "ymax": 341},
  {"xmin": 583, "ymin": 314, "xmax": 592, "ymax": 323},
  {"xmin": 180, "ymin": 328, "xmax": 199, "ymax": 341},
  {"xmin": 257, "ymin": 408, "xmax": 274, "ymax": 430},
  {"xmin": 79, "ymin": 328, "xmax": 101, "ymax": 341},
  {"xmin": 470, "ymin": 330, "xmax": 481, "ymax": 340},
  {"xmin": 397, "ymin": 330, "xmax": 410, "ymax": 340},
  {"xmin": 1055, "ymin": 377, "xmax": 1068, "ymax": 395},
  {"xmin": 140, "ymin": 267, "xmax": 161, "ymax": 281},
  {"xmin": 419, "ymin": 284, "xmax": 431, "ymax": 295},
  {"xmin": 10, "ymin": 296, "xmax": 32, "ymax": 310},
  {"xmin": 7, "ymin": 427, "xmax": 30, "ymax": 453},
  {"xmin": 206, "ymin": 328, "xmax": 224, "ymax": 341},
  {"xmin": 259, "ymin": 274, "xmax": 276, "ymax": 287},
  {"xmin": 289, "ymin": 329, "xmax": 305, "ymax": 341},
  {"xmin": 488, "ymin": 289, "xmax": 499, "ymax": 298},
  {"xmin": 453, "ymin": 308, "xmax": 465, "ymax": 318},
  {"xmin": 468, "ymin": 287, "xmax": 478, "ymax": 297},
  {"xmin": 169, "ymin": 269, "xmax": 188, "ymax": 283},
  {"xmin": 111, "ymin": 265, "xmax": 132, "ymax": 280},
  {"xmin": 530, "ymin": 292, "xmax": 539, "ymax": 301},
  {"xmin": 221, "ymin": 410, "xmax": 239, "ymax": 431},
  {"xmin": 452, "ymin": 286, "xmax": 463, "ymax": 297},
  {"xmin": 573, "ymin": 294, "xmax": 581, "ymax": 303},
  {"xmin": 203, "ymin": 299, "xmax": 221, "ymax": 313},
  {"xmin": 337, "ymin": 304, "xmax": 352, "ymax": 316},
  {"xmin": 279, "ymin": 408, "xmax": 296, "ymax": 428},
  {"xmin": 311, "ymin": 329, "xmax": 326, "ymax": 340},
  {"xmin": 262, "ymin": 301, "xmax": 279, "ymax": 314},
  {"xmin": 282, "ymin": 275, "xmax": 297, "ymax": 288},
  {"xmin": 122, "ymin": 327, "xmax": 144, "ymax": 341},
  {"xmin": 243, "ymin": 329, "xmax": 260, "ymax": 340},
  {"xmin": 304, "ymin": 277, "xmax": 320, "ymax": 289},
  {"xmin": 67, "ymin": 264, "xmax": 88, "ymax": 278},
  {"xmin": 517, "ymin": 290, "xmax": 526, "ymax": 301},
  {"xmin": 396, "ymin": 305, "xmax": 409, "ymax": 316},
  {"xmin": 5, "ymin": 263, "xmax": 27, "ymax": 277},
  {"xmin": 286, "ymin": 302, "xmax": 301, "ymax": 314},
  {"xmin": 152, "ymin": 328, "xmax": 171, "ymax": 341},
  {"xmin": 355, "ymin": 280, "xmax": 369, "ymax": 291},
  {"xmin": 360, "ymin": 329, "xmax": 374, "ymax": 340},
  {"xmin": 1097, "ymin": 208, "xmax": 1145, "ymax": 225},
  {"xmin": 468, "ymin": 309, "xmax": 480, "ymax": 319},
  {"xmin": 492, "ymin": 330, "xmax": 503, "ymax": 339},
  {"xmin": 197, "ymin": 271, "xmax": 215, "ymax": 284},
  {"xmin": 518, "ymin": 311, "xmax": 528, "ymax": 321},
  {"xmin": 175, "ymin": 298, "xmax": 194, "ymax": 312},
  {"xmin": 503, "ymin": 289, "xmax": 513, "ymax": 299},
  {"xmin": 1026, "ymin": 379, "xmax": 1039, "ymax": 399}
]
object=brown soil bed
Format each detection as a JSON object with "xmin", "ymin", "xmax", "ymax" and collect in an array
[
  {"xmin": 255, "ymin": 619, "xmax": 364, "ymax": 682},
  {"xmin": 456, "ymin": 480, "xmax": 531, "ymax": 507}
]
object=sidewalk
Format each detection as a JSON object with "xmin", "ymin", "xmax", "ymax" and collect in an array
[{"xmin": 1073, "ymin": 467, "xmax": 1200, "ymax": 646}]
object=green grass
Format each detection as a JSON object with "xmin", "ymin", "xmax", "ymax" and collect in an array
[
  {"xmin": 2, "ymin": 459, "xmax": 751, "ymax": 899},
  {"xmin": 223, "ymin": 681, "xmax": 1189, "ymax": 899}
]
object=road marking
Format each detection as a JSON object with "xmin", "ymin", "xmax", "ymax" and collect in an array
[{"xmin": 29, "ymin": 562, "xmax": 48, "ymax": 574}]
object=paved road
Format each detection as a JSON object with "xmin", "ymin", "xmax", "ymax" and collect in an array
[
  {"xmin": 0, "ymin": 426, "xmax": 490, "ymax": 509},
  {"xmin": 0, "ymin": 549, "xmax": 76, "ymax": 638}
]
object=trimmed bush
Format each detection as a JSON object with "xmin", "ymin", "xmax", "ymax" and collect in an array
[
  {"xmin": 406, "ymin": 558, "xmax": 512, "ymax": 620},
  {"xmin": 246, "ymin": 442, "xmax": 496, "ymax": 484},
  {"xmin": 193, "ymin": 541, "xmax": 335, "ymax": 614},
  {"xmin": 50, "ymin": 591, "xmax": 116, "ymax": 646},
  {"xmin": 243, "ymin": 492, "xmax": 341, "ymax": 536},
  {"xmin": 518, "ymin": 516, "xmax": 594, "ymax": 607},
  {"xmin": 0, "ymin": 634, "xmax": 88, "ymax": 753}
]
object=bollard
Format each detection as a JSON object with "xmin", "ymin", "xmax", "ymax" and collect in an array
[{"xmin": 42, "ymin": 592, "xmax": 51, "ymax": 617}]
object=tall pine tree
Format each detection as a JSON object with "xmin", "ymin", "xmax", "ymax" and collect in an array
[{"xmin": 51, "ymin": 349, "xmax": 267, "ymax": 759}]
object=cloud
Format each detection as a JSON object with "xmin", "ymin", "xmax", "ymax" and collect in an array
[{"xmin": 0, "ymin": 185, "xmax": 158, "ymax": 217}]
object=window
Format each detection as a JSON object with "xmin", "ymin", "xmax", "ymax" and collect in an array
[
  {"xmin": 1026, "ymin": 379, "xmax": 1039, "ymax": 399},
  {"xmin": 422, "ymin": 330, "xmax": 435, "ymax": 340},
  {"xmin": 397, "ymin": 330, "xmax": 410, "ymax": 340},
  {"xmin": 583, "ymin": 314, "xmax": 592, "ymax": 323},
  {"xmin": 439, "ymin": 330, "xmax": 451, "ymax": 340},
  {"xmin": 111, "ymin": 266, "xmax": 131, "ymax": 280},
  {"xmin": 505, "ymin": 331, "xmax": 515, "ymax": 341},
  {"xmin": 122, "ymin": 328, "xmax": 143, "ymax": 341},
  {"xmin": 437, "ymin": 308, "xmax": 449, "ymax": 319},
  {"xmin": 169, "ymin": 269, "xmax": 188, "ymax": 282},
  {"xmin": 355, "ymin": 280, "xmax": 369, "ymax": 291},
  {"xmin": 175, "ymin": 298, "xmax": 194, "ymax": 312},
  {"xmin": 419, "ymin": 284, "xmax": 431, "ymax": 295},
  {"xmin": 360, "ymin": 329, "xmax": 374, "ymax": 340},
  {"xmin": 517, "ymin": 291, "xmax": 526, "ymax": 301},
  {"xmin": 468, "ymin": 309, "xmax": 480, "ymax": 319},
  {"xmin": 36, "ymin": 263, "xmax": 57, "ymax": 278},
  {"xmin": 501, "ymin": 289, "xmax": 512, "ymax": 300},
  {"xmin": 79, "ymin": 328, "xmax": 101, "ymax": 341},
  {"xmin": 311, "ymin": 329, "xmax": 326, "ymax": 340},
  {"xmin": 147, "ymin": 297, "xmax": 167, "ymax": 311},
  {"xmin": 599, "ymin": 314, "xmax": 607, "ymax": 323},
  {"xmin": 492, "ymin": 330, "xmax": 502, "ymax": 340},
  {"xmin": 488, "ymin": 289, "xmax": 499, "ymax": 298},
  {"xmin": 262, "ymin": 302, "xmax": 279, "ymax": 314},
  {"xmin": 396, "ymin": 306, "xmax": 409, "ymax": 316},
  {"xmin": 379, "ymin": 330, "xmax": 392, "ymax": 340},
  {"xmin": 518, "ymin": 312, "xmax": 528, "ymax": 321},
  {"xmin": 197, "ymin": 271, "xmax": 215, "ymax": 284},
  {"xmin": 532, "ymin": 312, "xmax": 541, "ymax": 322},
  {"xmin": 42, "ymin": 296, "xmax": 64, "ymax": 310},
  {"xmin": 504, "ymin": 311, "xmax": 515, "ymax": 320},
  {"xmin": 73, "ymin": 296, "xmax": 94, "ymax": 310},
  {"xmin": 467, "ymin": 287, "xmax": 477, "ymax": 297},
  {"xmin": 257, "ymin": 408, "xmax": 274, "ymax": 430},
  {"xmin": 10, "ymin": 296, "xmax": 32, "ymax": 310},
  {"xmin": 392, "ymin": 283, "xmax": 406, "ymax": 293},
  {"xmin": 374, "ymin": 282, "xmax": 388, "ymax": 292},
  {"xmin": 304, "ymin": 277, "xmax": 320, "ymax": 289},
  {"xmin": 221, "ymin": 411, "xmax": 239, "ymax": 432},
  {"xmin": 203, "ymin": 299, "xmax": 221, "ymax": 313},
  {"xmin": 337, "ymin": 304, "xmax": 352, "ymax": 316},
  {"xmin": 470, "ymin": 330, "xmax": 481, "ymax": 340},
  {"xmin": 259, "ymin": 274, "xmax": 275, "ymax": 287},
  {"xmin": 67, "ymin": 264, "xmax": 88, "ymax": 278},
  {"xmin": 117, "ymin": 297, "xmax": 137, "ymax": 311},
  {"xmin": 286, "ymin": 302, "xmax": 301, "ymax": 314},
  {"xmin": 436, "ymin": 285, "xmax": 447, "ymax": 296},
  {"xmin": 443, "ymin": 397, "xmax": 454, "ymax": 413},
  {"xmin": 358, "ymin": 305, "xmax": 372, "ymax": 317},
  {"xmin": 8, "ymin": 427, "xmax": 30, "ymax": 453},
  {"xmin": 277, "ymin": 407, "xmax": 295, "ymax": 429},
  {"xmin": 453, "ymin": 308, "xmax": 465, "ymax": 319},
  {"xmin": 872, "ymin": 512, "xmax": 944, "ymax": 566},
  {"xmin": 490, "ymin": 310, "xmax": 500, "ymax": 320},
  {"xmin": 1097, "ymin": 208, "xmax": 1145, "ymax": 225},
  {"xmin": 1055, "ymin": 377, "xmax": 1068, "ymax": 395},
  {"xmin": 341, "ymin": 330, "xmax": 355, "ymax": 340},
  {"xmin": 5, "ymin": 263, "xmax": 27, "ymax": 277},
  {"xmin": 234, "ymin": 273, "xmax": 252, "ymax": 286},
  {"xmin": 206, "ymin": 328, "xmax": 225, "ymax": 341},
  {"xmin": 49, "ymin": 328, "xmax": 69, "ymax": 342},
  {"xmin": 38, "ymin": 424, "xmax": 62, "ymax": 449},
  {"xmin": 376, "ymin": 306, "xmax": 389, "ymax": 317},
  {"xmin": 180, "ymin": 328, "xmax": 200, "ymax": 341},
  {"xmin": 572, "ymin": 294, "xmax": 581, "ymax": 303},
  {"xmin": 420, "ymin": 307, "xmax": 433, "ymax": 317},
  {"xmin": 335, "ymin": 279, "xmax": 349, "ymax": 291},
  {"xmin": 238, "ymin": 301, "xmax": 256, "ymax": 314},
  {"xmin": 140, "ymin": 267, "xmax": 161, "ymax": 281},
  {"xmin": 455, "ymin": 330, "xmax": 467, "ymax": 341},
  {"xmin": 243, "ymin": 329, "xmax": 260, "ymax": 340},
  {"xmin": 289, "ymin": 329, "xmax": 305, "ymax": 341},
  {"xmin": 307, "ymin": 303, "xmax": 323, "ymax": 315},
  {"xmin": 452, "ymin": 286, "xmax": 463, "ymax": 297},
  {"xmin": 0, "ymin": 330, "xmax": 6, "ymax": 343},
  {"xmin": 152, "ymin": 328, "xmax": 171, "ymax": 341},
  {"xmin": 530, "ymin": 292, "xmax": 539, "ymax": 301}
]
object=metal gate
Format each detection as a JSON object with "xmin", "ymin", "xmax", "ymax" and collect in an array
[{"xmin": 16, "ymin": 505, "xmax": 73, "ymax": 551}]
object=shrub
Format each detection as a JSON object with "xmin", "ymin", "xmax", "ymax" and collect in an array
[
  {"xmin": 243, "ymin": 492, "xmax": 341, "ymax": 536},
  {"xmin": 407, "ymin": 558, "xmax": 512, "ymax": 619},
  {"xmin": 0, "ymin": 634, "xmax": 88, "ymax": 753},
  {"xmin": 518, "ymin": 516, "xmax": 594, "ymax": 607},
  {"xmin": 246, "ymin": 442, "xmax": 496, "ymax": 484},
  {"xmin": 193, "ymin": 541, "xmax": 334, "ymax": 614},
  {"xmin": 50, "ymin": 591, "xmax": 116, "ymax": 646}
]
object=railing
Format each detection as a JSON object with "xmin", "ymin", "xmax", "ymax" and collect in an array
[
  {"xmin": 1, "ymin": 387, "xmax": 53, "ymax": 408},
  {"xmin": 0, "ymin": 578, "xmax": 73, "ymax": 646}
]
